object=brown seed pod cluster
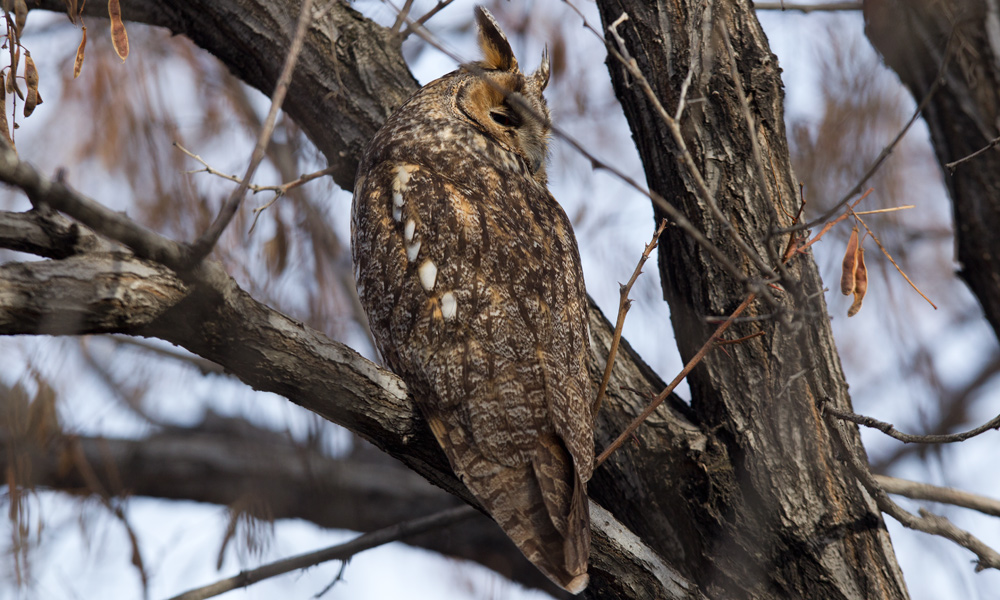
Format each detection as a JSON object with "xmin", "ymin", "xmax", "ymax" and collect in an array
[{"xmin": 840, "ymin": 225, "xmax": 868, "ymax": 317}]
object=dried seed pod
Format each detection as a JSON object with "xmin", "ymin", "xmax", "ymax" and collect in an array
[
  {"xmin": 22, "ymin": 51, "xmax": 36, "ymax": 116},
  {"xmin": 0, "ymin": 79, "xmax": 12, "ymax": 148},
  {"xmin": 23, "ymin": 88, "xmax": 35, "ymax": 116},
  {"xmin": 840, "ymin": 226, "xmax": 859, "ymax": 295},
  {"xmin": 14, "ymin": 0, "xmax": 27, "ymax": 39},
  {"xmin": 848, "ymin": 247, "xmax": 867, "ymax": 317},
  {"xmin": 66, "ymin": 0, "xmax": 79, "ymax": 24},
  {"xmin": 23, "ymin": 51, "xmax": 36, "ymax": 87},
  {"xmin": 109, "ymin": 0, "xmax": 129, "ymax": 61},
  {"xmin": 74, "ymin": 25, "xmax": 87, "ymax": 78}
]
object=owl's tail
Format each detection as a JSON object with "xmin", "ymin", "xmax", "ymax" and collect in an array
[{"xmin": 429, "ymin": 416, "xmax": 591, "ymax": 593}]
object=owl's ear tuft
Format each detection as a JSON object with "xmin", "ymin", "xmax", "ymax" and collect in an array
[
  {"xmin": 531, "ymin": 46, "xmax": 550, "ymax": 92},
  {"xmin": 475, "ymin": 6, "xmax": 518, "ymax": 72}
]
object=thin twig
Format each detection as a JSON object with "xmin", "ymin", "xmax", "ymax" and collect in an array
[
  {"xmin": 390, "ymin": 0, "xmax": 415, "ymax": 35},
  {"xmin": 775, "ymin": 61, "xmax": 946, "ymax": 236},
  {"xmin": 848, "ymin": 207, "xmax": 937, "ymax": 309},
  {"xmin": 794, "ymin": 189, "xmax": 872, "ymax": 255},
  {"xmin": 876, "ymin": 475, "xmax": 1000, "ymax": 519},
  {"xmin": 185, "ymin": 0, "xmax": 315, "ymax": 267},
  {"xmin": 715, "ymin": 331, "xmax": 765, "ymax": 346},
  {"xmin": 0, "ymin": 141, "xmax": 191, "ymax": 268},
  {"xmin": 165, "ymin": 506, "xmax": 478, "ymax": 600},
  {"xmin": 945, "ymin": 134, "xmax": 1000, "ymax": 172},
  {"xmin": 111, "ymin": 336, "xmax": 226, "ymax": 376},
  {"xmin": 719, "ymin": 22, "xmax": 799, "ymax": 298},
  {"xmin": 853, "ymin": 205, "xmax": 915, "ymax": 215},
  {"xmin": 673, "ymin": 60, "xmax": 696, "ymax": 122},
  {"xmin": 401, "ymin": 0, "xmax": 455, "ymax": 39},
  {"xmin": 605, "ymin": 13, "xmax": 778, "ymax": 286},
  {"xmin": 824, "ymin": 410, "xmax": 1000, "ymax": 572},
  {"xmin": 821, "ymin": 401, "xmax": 999, "ymax": 444},
  {"xmin": 753, "ymin": 2, "xmax": 862, "ymax": 11},
  {"xmin": 593, "ymin": 219, "xmax": 667, "ymax": 417},
  {"xmin": 596, "ymin": 293, "xmax": 757, "ymax": 466},
  {"xmin": 174, "ymin": 141, "xmax": 337, "ymax": 234}
]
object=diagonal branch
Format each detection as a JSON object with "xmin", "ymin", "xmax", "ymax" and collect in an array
[
  {"xmin": 876, "ymin": 475, "xmax": 1000, "ymax": 519},
  {"xmin": 166, "ymin": 505, "xmax": 478, "ymax": 600},
  {"xmin": 185, "ymin": 0, "xmax": 315, "ymax": 267},
  {"xmin": 825, "ymin": 408, "xmax": 1000, "ymax": 572},
  {"xmin": 0, "ymin": 243, "xmax": 705, "ymax": 599}
]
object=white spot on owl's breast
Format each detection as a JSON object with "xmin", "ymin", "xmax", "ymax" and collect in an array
[
  {"xmin": 390, "ymin": 165, "xmax": 419, "ymax": 223},
  {"xmin": 407, "ymin": 240, "xmax": 422, "ymax": 261},
  {"xmin": 393, "ymin": 165, "xmax": 416, "ymax": 190},
  {"xmin": 441, "ymin": 291, "xmax": 457, "ymax": 320},
  {"xmin": 404, "ymin": 219, "xmax": 416, "ymax": 242},
  {"xmin": 418, "ymin": 259, "xmax": 438, "ymax": 291}
]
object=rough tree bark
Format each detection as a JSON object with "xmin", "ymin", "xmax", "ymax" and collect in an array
[
  {"xmin": 864, "ymin": 0, "xmax": 1000, "ymax": 340},
  {"xmin": 0, "ymin": 1, "xmax": 917, "ymax": 598},
  {"xmin": 593, "ymin": 1, "xmax": 905, "ymax": 597}
]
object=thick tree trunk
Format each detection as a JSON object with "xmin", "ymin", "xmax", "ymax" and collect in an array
[
  {"xmin": 594, "ymin": 1, "xmax": 907, "ymax": 597},
  {"xmin": 864, "ymin": 0, "xmax": 1000, "ymax": 339},
  {"xmin": 2, "ymin": 1, "xmax": 914, "ymax": 598}
]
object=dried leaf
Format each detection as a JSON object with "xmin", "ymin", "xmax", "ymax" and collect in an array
[
  {"xmin": 108, "ymin": 0, "xmax": 128, "ymax": 61},
  {"xmin": 13, "ymin": 0, "xmax": 26, "ymax": 39},
  {"xmin": 264, "ymin": 219, "xmax": 289, "ymax": 275},
  {"xmin": 848, "ymin": 247, "xmax": 867, "ymax": 317},
  {"xmin": 74, "ymin": 25, "xmax": 86, "ymax": 78},
  {"xmin": 27, "ymin": 375, "xmax": 59, "ymax": 443},
  {"xmin": 840, "ymin": 226, "xmax": 859, "ymax": 295}
]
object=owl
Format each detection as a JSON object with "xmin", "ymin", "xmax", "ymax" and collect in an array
[{"xmin": 350, "ymin": 7, "xmax": 593, "ymax": 593}]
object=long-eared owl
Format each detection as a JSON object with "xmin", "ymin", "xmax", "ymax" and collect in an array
[{"xmin": 350, "ymin": 7, "xmax": 593, "ymax": 593}]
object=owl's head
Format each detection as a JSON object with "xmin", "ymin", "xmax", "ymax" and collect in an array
[{"xmin": 456, "ymin": 7, "xmax": 552, "ymax": 183}]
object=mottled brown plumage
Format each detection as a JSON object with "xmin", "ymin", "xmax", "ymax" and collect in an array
[{"xmin": 350, "ymin": 7, "xmax": 593, "ymax": 593}]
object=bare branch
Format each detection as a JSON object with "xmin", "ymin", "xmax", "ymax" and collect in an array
[
  {"xmin": 186, "ymin": 0, "xmax": 315, "ymax": 266},
  {"xmin": 166, "ymin": 505, "xmax": 478, "ymax": 600},
  {"xmin": 753, "ymin": 2, "xmax": 861, "ymax": 12},
  {"xmin": 945, "ymin": 134, "xmax": 1000, "ymax": 172},
  {"xmin": 0, "ymin": 208, "xmax": 116, "ymax": 259},
  {"xmin": 593, "ymin": 219, "xmax": 666, "ymax": 417},
  {"xmin": 825, "ymin": 411, "xmax": 1000, "ymax": 571},
  {"xmin": 597, "ymin": 292, "xmax": 756, "ymax": 466},
  {"xmin": 0, "ymin": 145, "xmax": 191, "ymax": 269},
  {"xmin": 109, "ymin": 336, "xmax": 227, "ymax": 376},
  {"xmin": 877, "ymin": 475, "xmax": 1000, "ymax": 519},
  {"xmin": 401, "ymin": 0, "xmax": 456, "ymax": 38},
  {"xmin": 776, "ymin": 38, "xmax": 950, "ymax": 236},
  {"xmin": 821, "ymin": 401, "xmax": 1000, "ymax": 444}
]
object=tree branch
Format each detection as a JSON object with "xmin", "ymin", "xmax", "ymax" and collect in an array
[
  {"xmin": 876, "ymin": 475, "xmax": 1000, "ymax": 519},
  {"xmin": 823, "ymin": 400, "xmax": 1000, "ymax": 444},
  {"xmin": 0, "ymin": 242, "xmax": 705, "ymax": 599},
  {"xmin": 166, "ymin": 505, "xmax": 479, "ymax": 600},
  {"xmin": 826, "ymin": 412, "xmax": 1000, "ymax": 571}
]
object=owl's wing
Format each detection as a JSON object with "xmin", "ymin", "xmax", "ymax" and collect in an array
[{"xmin": 352, "ymin": 160, "xmax": 592, "ymax": 591}]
